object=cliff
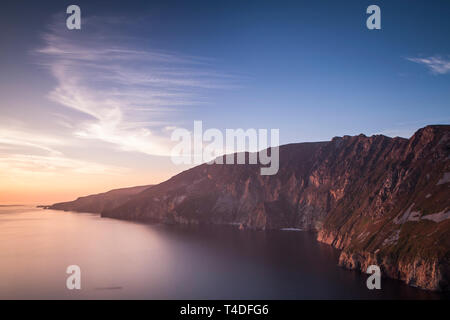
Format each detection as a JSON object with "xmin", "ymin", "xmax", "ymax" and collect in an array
[{"xmin": 51, "ymin": 125, "xmax": 450, "ymax": 291}]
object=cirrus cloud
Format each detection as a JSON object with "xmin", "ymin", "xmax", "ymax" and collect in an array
[
  {"xmin": 407, "ymin": 55, "xmax": 450, "ymax": 75},
  {"xmin": 35, "ymin": 15, "xmax": 238, "ymax": 157}
]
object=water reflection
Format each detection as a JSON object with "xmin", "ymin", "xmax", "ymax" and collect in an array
[{"xmin": 0, "ymin": 206, "xmax": 446, "ymax": 299}]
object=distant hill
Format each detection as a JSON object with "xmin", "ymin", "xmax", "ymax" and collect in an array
[{"xmin": 49, "ymin": 185, "xmax": 152, "ymax": 213}]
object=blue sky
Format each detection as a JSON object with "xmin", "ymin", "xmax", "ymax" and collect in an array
[{"xmin": 0, "ymin": 0, "xmax": 449, "ymax": 202}]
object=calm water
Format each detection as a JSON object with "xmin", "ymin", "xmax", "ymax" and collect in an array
[{"xmin": 0, "ymin": 206, "xmax": 446, "ymax": 299}]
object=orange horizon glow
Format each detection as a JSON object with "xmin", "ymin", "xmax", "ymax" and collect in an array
[{"xmin": 0, "ymin": 167, "xmax": 186, "ymax": 205}]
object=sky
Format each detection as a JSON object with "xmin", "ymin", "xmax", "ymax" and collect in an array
[{"xmin": 0, "ymin": 0, "xmax": 449, "ymax": 204}]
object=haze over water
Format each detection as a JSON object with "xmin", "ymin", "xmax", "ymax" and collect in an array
[{"xmin": 0, "ymin": 206, "xmax": 445, "ymax": 299}]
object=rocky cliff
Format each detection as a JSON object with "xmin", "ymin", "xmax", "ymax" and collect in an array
[{"xmin": 51, "ymin": 125, "xmax": 450, "ymax": 291}]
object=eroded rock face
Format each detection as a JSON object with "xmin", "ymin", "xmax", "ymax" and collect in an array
[
  {"xmin": 315, "ymin": 125, "xmax": 450, "ymax": 291},
  {"xmin": 51, "ymin": 125, "xmax": 450, "ymax": 291},
  {"xmin": 338, "ymin": 251, "xmax": 448, "ymax": 291}
]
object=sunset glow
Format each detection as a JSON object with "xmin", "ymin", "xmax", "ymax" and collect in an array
[{"xmin": 1, "ymin": 1, "xmax": 449, "ymax": 205}]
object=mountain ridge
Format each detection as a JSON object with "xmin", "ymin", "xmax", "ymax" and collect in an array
[
  {"xmin": 49, "ymin": 125, "xmax": 450, "ymax": 291},
  {"xmin": 50, "ymin": 185, "xmax": 153, "ymax": 213}
]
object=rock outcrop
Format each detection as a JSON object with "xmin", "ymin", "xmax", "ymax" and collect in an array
[{"xmin": 49, "ymin": 185, "xmax": 152, "ymax": 213}]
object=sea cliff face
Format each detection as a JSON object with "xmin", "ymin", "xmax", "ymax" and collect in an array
[
  {"xmin": 336, "ymin": 250, "xmax": 447, "ymax": 292},
  {"xmin": 50, "ymin": 125, "xmax": 450, "ymax": 291},
  {"xmin": 315, "ymin": 125, "xmax": 450, "ymax": 291}
]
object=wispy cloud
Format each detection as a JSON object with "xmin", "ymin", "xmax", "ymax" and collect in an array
[
  {"xmin": 0, "ymin": 127, "xmax": 127, "ymax": 178},
  {"xmin": 1, "ymin": 14, "xmax": 238, "ymax": 200},
  {"xmin": 0, "ymin": 153, "xmax": 126, "ymax": 177},
  {"xmin": 35, "ymin": 15, "xmax": 237, "ymax": 157},
  {"xmin": 407, "ymin": 56, "xmax": 450, "ymax": 75},
  {"xmin": 0, "ymin": 128, "xmax": 64, "ymax": 156}
]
